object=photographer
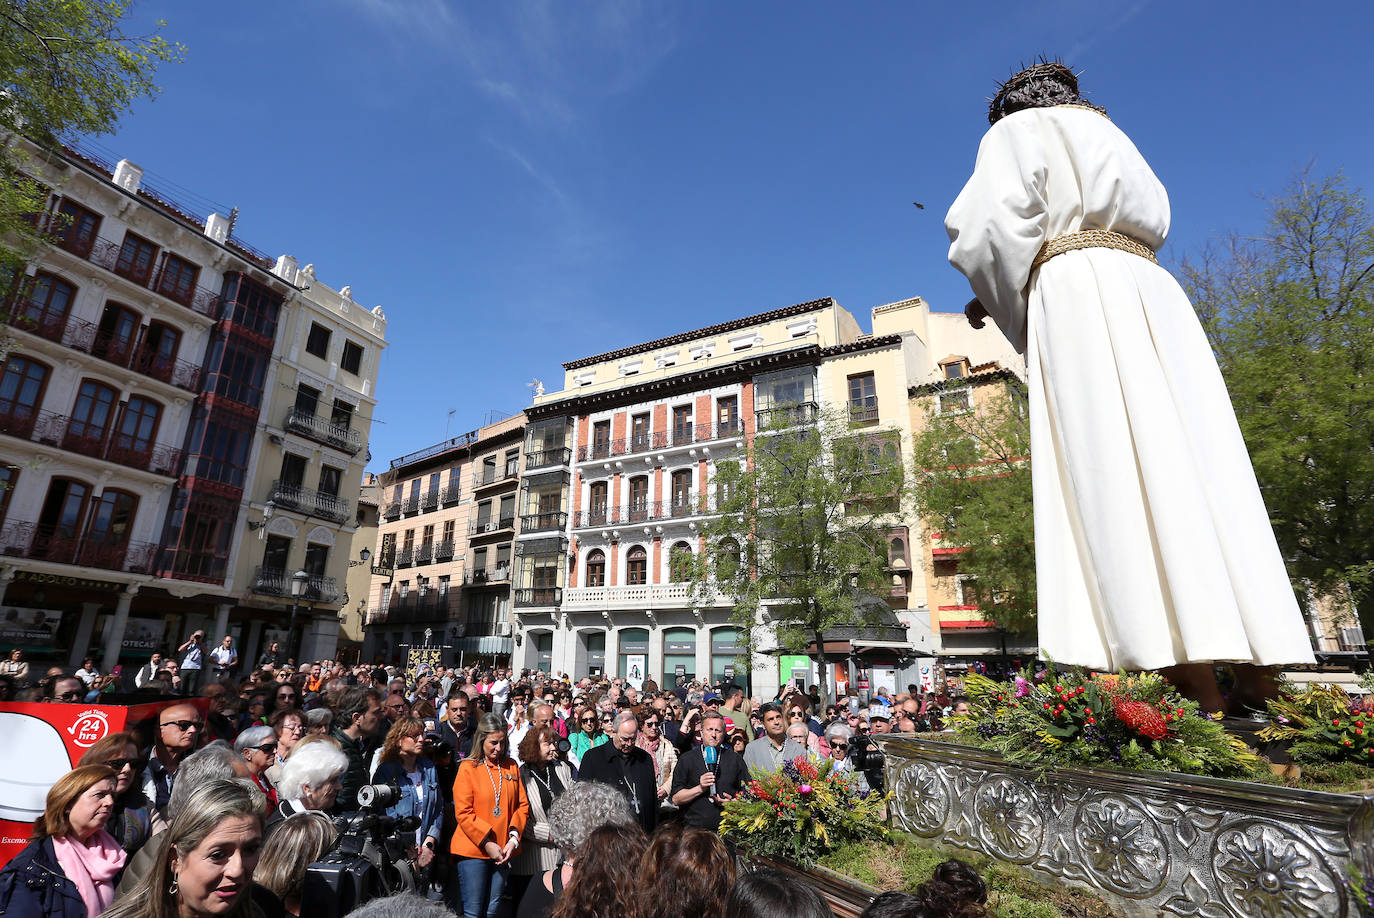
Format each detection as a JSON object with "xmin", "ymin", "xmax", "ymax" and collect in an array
[{"xmin": 371, "ymin": 717, "xmax": 443, "ymax": 879}]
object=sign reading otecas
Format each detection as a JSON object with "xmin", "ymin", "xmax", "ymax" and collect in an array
[{"xmin": 0, "ymin": 699, "xmax": 197, "ymax": 867}]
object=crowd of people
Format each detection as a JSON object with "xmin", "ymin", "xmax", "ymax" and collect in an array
[{"xmin": 0, "ymin": 644, "xmax": 985, "ymax": 918}]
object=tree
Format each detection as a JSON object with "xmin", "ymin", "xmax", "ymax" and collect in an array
[
  {"xmin": 688, "ymin": 405, "xmax": 906, "ymax": 708},
  {"xmin": 0, "ymin": 0, "xmax": 181, "ymax": 272},
  {"xmin": 907, "ymin": 374, "xmax": 1036, "ymax": 635},
  {"xmin": 1181, "ymin": 170, "xmax": 1374, "ymax": 631}
]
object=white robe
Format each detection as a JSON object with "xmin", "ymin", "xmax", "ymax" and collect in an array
[{"xmin": 945, "ymin": 106, "xmax": 1315, "ymax": 671}]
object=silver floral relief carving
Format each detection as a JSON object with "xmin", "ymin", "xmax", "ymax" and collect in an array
[
  {"xmin": 1210, "ymin": 820, "xmax": 1344, "ymax": 918},
  {"xmin": 891, "ymin": 761, "xmax": 950, "ymax": 837},
  {"xmin": 1072, "ymin": 794, "xmax": 1170, "ymax": 897},
  {"xmin": 972, "ymin": 775, "xmax": 1045, "ymax": 863}
]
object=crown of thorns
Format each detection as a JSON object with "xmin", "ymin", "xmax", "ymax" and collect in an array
[{"xmin": 988, "ymin": 59, "xmax": 1095, "ymax": 125}]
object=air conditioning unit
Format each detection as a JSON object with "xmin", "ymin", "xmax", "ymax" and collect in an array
[{"xmin": 497, "ymin": 622, "xmax": 512, "ymax": 636}]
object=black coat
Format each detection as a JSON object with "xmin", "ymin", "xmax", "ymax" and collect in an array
[
  {"xmin": 576, "ymin": 742, "xmax": 658, "ymax": 833},
  {"xmin": 670, "ymin": 744, "xmax": 747, "ymax": 830},
  {"xmin": 0, "ymin": 839, "xmax": 94, "ymax": 918}
]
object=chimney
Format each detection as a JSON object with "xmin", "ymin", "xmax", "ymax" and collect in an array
[
  {"xmin": 204, "ymin": 212, "xmax": 230, "ymax": 243},
  {"xmin": 273, "ymin": 255, "xmax": 298, "ymax": 284},
  {"xmin": 112, "ymin": 159, "xmax": 143, "ymax": 193}
]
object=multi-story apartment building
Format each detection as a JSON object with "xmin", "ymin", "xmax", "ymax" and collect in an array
[
  {"xmin": 363, "ymin": 413, "xmax": 525, "ymax": 667},
  {"xmin": 336, "ymin": 474, "xmax": 382, "ymax": 664},
  {"xmin": 513, "ymin": 296, "xmax": 944, "ymax": 697},
  {"xmin": 0, "ymin": 142, "xmax": 384, "ymax": 671}
]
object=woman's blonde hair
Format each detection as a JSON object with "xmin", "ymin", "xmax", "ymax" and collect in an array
[
  {"xmin": 465, "ymin": 712, "xmax": 510, "ymax": 762},
  {"xmin": 32, "ymin": 765, "xmax": 116, "ymax": 841},
  {"xmin": 102, "ymin": 778, "xmax": 264, "ymax": 918},
  {"xmin": 379, "ymin": 715, "xmax": 427, "ymax": 765},
  {"xmin": 254, "ymin": 812, "xmax": 337, "ymax": 903}
]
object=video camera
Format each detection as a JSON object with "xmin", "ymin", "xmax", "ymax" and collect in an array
[
  {"xmin": 848, "ymin": 735, "xmax": 886, "ymax": 793},
  {"xmin": 301, "ymin": 782, "xmax": 421, "ymax": 918}
]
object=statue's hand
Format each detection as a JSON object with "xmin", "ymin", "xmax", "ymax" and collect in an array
[{"xmin": 964, "ymin": 297, "xmax": 988, "ymax": 329}]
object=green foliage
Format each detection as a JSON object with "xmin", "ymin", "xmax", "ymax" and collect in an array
[
  {"xmin": 907, "ymin": 379, "xmax": 1035, "ymax": 634},
  {"xmin": 955, "ymin": 667, "xmax": 1262, "ymax": 778},
  {"xmin": 0, "ymin": 1, "xmax": 182, "ymax": 271},
  {"xmin": 1182, "ymin": 170, "xmax": 1374, "ymax": 629},
  {"xmin": 720, "ymin": 754, "xmax": 887, "ymax": 867},
  {"xmin": 1259, "ymin": 681, "xmax": 1374, "ymax": 778},
  {"xmin": 689, "ymin": 404, "xmax": 907, "ymax": 705}
]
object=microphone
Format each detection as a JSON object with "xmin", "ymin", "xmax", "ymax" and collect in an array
[{"xmin": 703, "ymin": 744, "xmax": 719, "ymax": 799}]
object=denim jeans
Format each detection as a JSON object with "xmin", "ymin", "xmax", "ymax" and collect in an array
[{"xmin": 455, "ymin": 856, "xmax": 507, "ymax": 918}]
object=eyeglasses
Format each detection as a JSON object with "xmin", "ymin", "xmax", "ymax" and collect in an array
[
  {"xmin": 830, "ymin": 742, "xmax": 849, "ymax": 750},
  {"xmin": 788, "ymin": 711, "xmax": 805, "ymax": 719},
  {"xmin": 161, "ymin": 720, "xmax": 202, "ymax": 732},
  {"xmin": 281, "ymin": 723, "xmax": 306, "ymax": 734},
  {"xmin": 254, "ymin": 743, "xmax": 278, "ymax": 754},
  {"xmin": 54, "ymin": 690, "xmax": 82, "ymax": 701},
  {"xmin": 104, "ymin": 757, "xmax": 142, "ymax": 771},
  {"xmin": 643, "ymin": 720, "xmax": 660, "ymax": 727},
  {"xmin": 580, "ymin": 718, "xmax": 596, "ymax": 725}
]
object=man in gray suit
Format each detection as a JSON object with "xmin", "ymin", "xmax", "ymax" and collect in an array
[{"xmin": 743, "ymin": 702, "xmax": 807, "ymax": 775}]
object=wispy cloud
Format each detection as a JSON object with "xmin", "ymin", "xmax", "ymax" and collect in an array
[
  {"xmin": 481, "ymin": 134, "xmax": 568, "ymax": 208},
  {"xmin": 346, "ymin": 0, "xmax": 680, "ymax": 128},
  {"xmin": 1065, "ymin": 1, "xmax": 1151, "ymax": 63}
]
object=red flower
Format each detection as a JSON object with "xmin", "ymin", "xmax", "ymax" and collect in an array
[{"xmin": 1114, "ymin": 699, "xmax": 1169, "ymax": 740}]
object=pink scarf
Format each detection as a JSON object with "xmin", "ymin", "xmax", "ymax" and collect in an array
[
  {"xmin": 637, "ymin": 734, "xmax": 663, "ymax": 778},
  {"xmin": 52, "ymin": 830, "xmax": 126, "ymax": 918}
]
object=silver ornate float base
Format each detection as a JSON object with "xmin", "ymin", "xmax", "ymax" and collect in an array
[{"xmin": 878, "ymin": 736, "xmax": 1374, "ymax": 918}]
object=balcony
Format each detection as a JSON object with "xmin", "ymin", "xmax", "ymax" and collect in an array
[
  {"xmin": 525, "ymin": 446, "xmax": 571, "ymax": 470},
  {"xmin": 434, "ymin": 539, "xmax": 455, "ymax": 561},
  {"xmin": 415, "ymin": 542, "xmax": 434, "ymax": 565},
  {"xmin": 468, "ymin": 516, "xmax": 516, "ymax": 537},
  {"xmin": 849, "ymin": 401, "xmax": 879, "ymax": 423},
  {"xmin": 283, "ymin": 407, "xmax": 362, "ymax": 455},
  {"xmin": 562, "ymin": 582, "xmax": 733, "ymax": 610},
  {"xmin": 574, "ymin": 421, "xmax": 745, "ymax": 462},
  {"xmin": 249, "ymin": 567, "xmax": 339, "ymax": 603},
  {"xmin": 472, "ymin": 466, "xmax": 520, "ymax": 490},
  {"xmin": 268, "ymin": 480, "xmax": 351, "ymax": 523},
  {"xmin": 7, "ymin": 309, "xmax": 203, "ymax": 393},
  {"xmin": 403, "ymin": 494, "xmax": 420, "ymax": 514},
  {"xmin": 383, "ymin": 501, "xmax": 402, "ymax": 521},
  {"xmin": 53, "ymin": 234, "xmax": 223, "ymax": 320},
  {"xmin": 0, "ymin": 405, "xmax": 181, "ymax": 476},
  {"xmin": 395, "ymin": 546, "xmax": 415, "ymax": 568},
  {"xmin": 421, "ymin": 488, "xmax": 440, "ymax": 510},
  {"xmin": 441, "ymin": 484, "xmax": 463, "ymax": 505},
  {"xmin": 519, "ymin": 511, "xmax": 566, "ymax": 533},
  {"xmin": 572, "ymin": 497, "xmax": 716, "ymax": 529},
  {"xmin": 755, "ymin": 401, "xmax": 819, "ymax": 429},
  {"xmin": 385, "ymin": 590, "xmax": 458, "ymax": 625},
  {"xmin": 465, "ymin": 564, "xmax": 512, "ymax": 585},
  {"xmin": 515, "ymin": 586, "xmax": 562, "ymax": 606},
  {"xmin": 0, "ymin": 521, "xmax": 157, "ymax": 574}
]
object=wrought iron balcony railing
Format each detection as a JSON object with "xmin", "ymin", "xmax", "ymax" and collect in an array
[
  {"xmin": 515, "ymin": 586, "xmax": 562, "ymax": 606},
  {"xmin": 575, "ymin": 420, "xmax": 744, "ymax": 462},
  {"xmin": 468, "ymin": 516, "xmax": 516, "ymax": 536},
  {"xmin": 51, "ymin": 232, "xmax": 223, "ymax": 320},
  {"xmin": 283, "ymin": 407, "xmax": 362, "ymax": 454},
  {"xmin": 268, "ymin": 480, "xmax": 350, "ymax": 523},
  {"xmin": 0, "ymin": 403, "xmax": 181, "ymax": 476},
  {"xmin": 519, "ymin": 511, "xmax": 566, "ymax": 533},
  {"xmin": 524, "ymin": 446, "xmax": 571, "ymax": 470},
  {"xmin": 755, "ymin": 401, "xmax": 819, "ymax": 429},
  {"xmin": 572, "ymin": 496, "xmax": 717, "ymax": 528},
  {"xmin": 0, "ymin": 520, "xmax": 157, "ymax": 573}
]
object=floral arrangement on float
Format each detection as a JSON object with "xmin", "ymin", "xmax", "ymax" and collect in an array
[
  {"xmin": 954, "ymin": 667, "xmax": 1261, "ymax": 778},
  {"xmin": 1258, "ymin": 677, "xmax": 1374, "ymax": 784},
  {"xmin": 719, "ymin": 755, "xmax": 888, "ymax": 866}
]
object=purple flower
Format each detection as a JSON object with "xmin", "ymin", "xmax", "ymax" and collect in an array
[{"xmin": 1015, "ymin": 675, "xmax": 1031, "ymax": 698}]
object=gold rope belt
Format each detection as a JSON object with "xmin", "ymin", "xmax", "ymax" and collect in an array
[{"xmin": 1033, "ymin": 228, "xmax": 1158, "ymax": 270}]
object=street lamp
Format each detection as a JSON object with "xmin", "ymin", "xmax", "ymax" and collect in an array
[
  {"xmin": 288, "ymin": 569, "xmax": 310, "ymax": 663},
  {"xmin": 347, "ymin": 547, "xmax": 372, "ymax": 568}
]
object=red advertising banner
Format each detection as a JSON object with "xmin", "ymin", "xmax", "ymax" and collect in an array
[{"xmin": 0, "ymin": 698, "xmax": 202, "ymax": 868}]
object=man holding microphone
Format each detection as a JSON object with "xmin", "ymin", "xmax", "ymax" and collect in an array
[{"xmin": 670, "ymin": 710, "xmax": 745, "ymax": 831}]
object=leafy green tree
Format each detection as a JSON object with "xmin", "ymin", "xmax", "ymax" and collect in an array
[
  {"xmin": 907, "ymin": 377, "xmax": 1036, "ymax": 635},
  {"xmin": 0, "ymin": 0, "xmax": 181, "ymax": 272},
  {"xmin": 688, "ymin": 405, "xmax": 906, "ymax": 707},
  {"xmin": 1181, "ymin": 170, "xmax": 1374, "ymax": 632}
]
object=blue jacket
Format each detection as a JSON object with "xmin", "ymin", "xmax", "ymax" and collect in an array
[
  {"xmin": 0, "ymin": 839, "xmax": 91, "ymax": 918},
  {"xmin": 372, "ymin": 757, "xmax": 443, "ymax": 846}
]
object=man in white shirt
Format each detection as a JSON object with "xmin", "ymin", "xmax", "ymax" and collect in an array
[
  {"xmin": 134, "ymin": 653, "xmax": 164, "ymax": 689},
  {"xmin": 489, "ymin": 668, "xmax": 511, "ymax": 717},
  {"xmin": 209, "ymin": 635, "xmax": 237, "ymax": 682}
]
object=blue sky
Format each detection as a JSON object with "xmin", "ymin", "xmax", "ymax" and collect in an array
[{"xmin": 100, "ymin": 2, "xmax": 1374, "ymax": 472}]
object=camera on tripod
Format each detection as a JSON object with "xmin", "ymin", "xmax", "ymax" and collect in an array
[
  {"xmin": 848, "ymin": 735, "xmax": 886, "ymax": 793},
  {"xmin": 301, "ymin": 782, "xmax": 421, "ymax": 918}
]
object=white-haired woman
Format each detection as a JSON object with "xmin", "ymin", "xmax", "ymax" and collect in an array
[
  {"xmin": 235, "ymin": 725, "xmax": 279, "ymax": 813},
  {"xmin": 823, "ymin": 723, "xmax": 868, "ymax": 793},
  {"xmin": 515, "ymin": 780, "xmax": 635, "ymax": 918},
  {"xmin": 101, "ymin": 778, "xmax": 264, "ymax": 918},
  {"xmin": 268, "ymin": 735, "xmax": 348, "ymax": 834}
]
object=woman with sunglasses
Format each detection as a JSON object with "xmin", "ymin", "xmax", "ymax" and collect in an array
[
  {"xmin": 633, "ymin": 704, "xmax": 677, "ymax": 815},
  {"xmin": 566, "ymin": 707, "xmax": 607, "ymax": 769},
  {"xmin": 822, "ymin": 724, "xmax": 868, "ymax": 793},
  {"xmin": 78, "ymin": 732, "xmax": 162, "ymax": 854},
  {"xmin": 727, "ymin": 727, "xmax": 749, "ymax": 756},
  {"xmin": 234, "ymin": 725, "xmax": 280, "ymax": 813},
  {"xmin": 373, "ymin": 716, "xmax": 442, "ymax": 882},
  {"xmin": 264, "ymin": 708, "xmax": 307, "ymax": 786}
]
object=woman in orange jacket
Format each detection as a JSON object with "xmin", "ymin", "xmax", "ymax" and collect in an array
[{"xmin": 451, "ymin": 712, "xmax": 529, "ymax": 918}]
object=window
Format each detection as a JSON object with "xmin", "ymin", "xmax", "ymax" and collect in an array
[
  {"xmin": 304, "ymin": 543, "xmax": 328, "ymax": 578},
  {"xmin": 588, "ymin": 481, "xmax": 608, "ymax": 523},
  {"xmin": 205, "ymin": 340, "xmax": 269, "ymax": 408},
  {"xmin": 438, "ymin": 574, "xmax": 450, "ymax": 596},
  {"xmin": 889, "ymin": 538, "xmax": 907, "ymax": 567},
  {"xmin": 137, "ymin": 323, "xmax": 181, "ymax": 382},
  {"xmin": 627, "ymin": 545, "xmax": 648, "ymax": 585},
  {"xmin": 221, "ymin": 274, "xmax": 282, "ymax": 339},
  {"xmin": 402, "ymin": 529, "xmax": 415, "ymax": 553},
  {"xmin": 0, "ymin": 356, "xmax": 50, "ymax": 433},
  {"xmin": 0, "ymin": 464, "xmax": 17, "ymax": 524},
  {"xmin": 110, "ymin": 396, "xmax": 162, "ymax": 460},
  {"xmin": 592, "ymin": 421, "xmax": 611, "ymax": 458},
  {"xmin": 942, "ymin": 357, "xmax": 969, "ymax": 379},
  {"xmin": 340, "ymin": 340, "xmax": 364, "ymax": 375},
  {"xmin": 305, "ymin": 323, "xmax": 331, "ymax": 358},
  {"xmin": 280, "ymin": 453, "xmax": 307, "ymax": 488},
  {"xmin": 332, "ymin": 399, "xmax": 354, "ymax": 429},
  {"xmin": 505, "ymin": 449, "xmax": 520, "ymax": 477},
  {"xmin": 17, "ymin": 273, "xmax": 75, "ymax": 339},
  {"xmin": 185, "ymin": 410, "xmax": 253, "ymax": 487},
  {"xmin": 86, "ymin": 490, "xmax": 137, "ymax": 546},
  {"xmin": 318, "ymin": 465, "xmax": 342, "ymax": 497},
  {"xmin": 716, "ymin": 538, "xmax": 741, "ymax": 580},
  {"xmin": 848, "ymin": 372, "xmax": 878, "ymax": 421},
  {"xmin": 586, "ymin": 549, "xmax": 606, "ymax": 587},
  {"xmin": 35, "ymin": 478, "xmax": 90, "ymax": 561},
  {"xmin": 669, "ymin": 541, "xmax": 694, "ymax": 581},
  {"xmin": 671, "ymin": 469, "xmax": 693, "ymax": 514},
  {"xmin": 672, "ymin": 405, "xmax": 692, "ymax": 443},
  {"xmin": 54, "ymin": 199, "xmax": 101, "ymax": 257},
  {"xmin": 67, "ymin": 380, "xmax": 118, "ymax": 447},
  {"xmin": 717, "ymin": 396, "xmax": 739, "ymax": 436},
  {"xmin": 938, "ymin": 388, "xmax": 972, "ymax": 414},
  {"xmin": 628, "ymin": 476, "xmax": 649, "ymax": 521},
  {"xmin": 93, "ymin": 302, "xmax": 140, "ymax": 366},
  {"xmin": 115, "ymin": 233, "xmax": 158, "ymax": 285},
  {"xmin": 631, "ymin": 414, "xmax": 649, "ymax": 451},
  {"xmin": 294, "ymin": 385, "xmax": 320, "ymax": 417},
  {"xmin": 156, "ymin": 253, "xmax": 199, "ymax": 305}
]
